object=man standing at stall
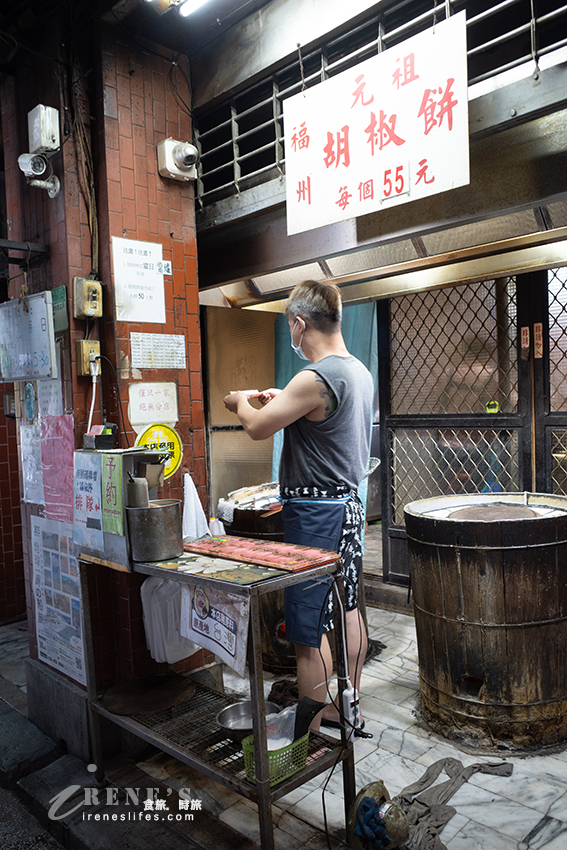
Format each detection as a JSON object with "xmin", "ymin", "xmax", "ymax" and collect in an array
[{"xmin": 223, "ymin": 279, "xmax": 373, "ymax": 735}]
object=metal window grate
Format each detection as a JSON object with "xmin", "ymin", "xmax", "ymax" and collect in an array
[
  {"xmin": 391, "ymin": 427, "xmax": 520, "ymax": 524},
  {"xmin": 195, "ymin": 1, "xmax": 567, "ymax": 207},
  {"xmin": 548, "ymin": 268, "xmax": 567, "ymax": 412},
  {"xmin": 390, "ymin": 279, "xmax": 518, "ymax": 416},
  {"xmin": 552, "ymin": 430, "xmax": 567, "ymax": 495}
]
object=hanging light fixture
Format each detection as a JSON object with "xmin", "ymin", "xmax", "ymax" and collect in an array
[
  {"xmin": 178, "ymin": 0, "xmax": 211, "ymax": 16},
  {"xmin": 143, "ymin": 0, "xmax": 177, "ymax": 14}
]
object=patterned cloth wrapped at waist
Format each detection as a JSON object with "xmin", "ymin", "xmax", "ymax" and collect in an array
[{"xmin": 280, "ymin": 484, "xmax": 354, "ymax": 500}]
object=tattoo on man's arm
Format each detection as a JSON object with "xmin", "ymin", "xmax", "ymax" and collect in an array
[{"xmin": 315, "ymin": 378, "xmax": 337, "ymax": 416}]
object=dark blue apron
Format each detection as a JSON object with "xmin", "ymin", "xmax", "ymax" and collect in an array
[{"xmin": 282, "ymin": 497, "xmax": 347, "ymax": 647}]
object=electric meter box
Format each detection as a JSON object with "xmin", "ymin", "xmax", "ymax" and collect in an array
[{"xmin": 28, "ymin": 104, "xmax": 60, "ymax": 153}]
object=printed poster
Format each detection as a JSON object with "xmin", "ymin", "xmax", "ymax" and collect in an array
[
  {"xmin": 180, "ymin": 584, "xmax": 250, "ymax": 677},
  {"xmin": 31, "ymin": 516, "xmax": 86, "ymax": 686},
  {"xmin": 41, "ymin": 415, "xmax": 74, "ymax": 524},
  {"xmin": 73, "ymin": 451, "xmax": 104, "ymax": 551}
]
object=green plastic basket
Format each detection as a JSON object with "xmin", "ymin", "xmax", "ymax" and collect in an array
[{"xmin": 242, "ymin": 732, "xmax": 309, "ymax": 786}]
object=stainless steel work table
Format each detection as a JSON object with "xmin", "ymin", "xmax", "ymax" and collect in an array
[{"xmin": 80, "ymin": 555, "xmax": 356, "ymax": 850}]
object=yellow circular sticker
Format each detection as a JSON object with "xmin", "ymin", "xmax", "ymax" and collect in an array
[{"xmin": 134, "ymin": 423, "xmax": 183, "ymax": 479}]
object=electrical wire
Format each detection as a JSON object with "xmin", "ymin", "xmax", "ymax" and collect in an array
[
  {"xmin": 169, "ymin": 55, "xmax": 193, "ymax": 119},
  {"xmin": 98, "ymin": 354, "xmax": 131, "ymax": 447},
  {"xmin": 87, "ymin": 371, "xmax": 98, "ymax": 434},
  {"xmin": 313, "ymin": 573, "xmax": 367, "ymax": 850}
]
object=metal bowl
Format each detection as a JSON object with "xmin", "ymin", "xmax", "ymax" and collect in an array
[{"xmin": 216, "ymin": 700, "xmax": 280, "ymax": 743}]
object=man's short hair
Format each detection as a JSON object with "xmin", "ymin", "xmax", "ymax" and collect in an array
[{"xmin": 285, "ymin": 280, "xmax": 342, "ymax": 334}]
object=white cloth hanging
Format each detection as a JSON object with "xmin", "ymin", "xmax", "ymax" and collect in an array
[{"xmin": 182, "ymin": 472, "xmax": 210, "ymax": 541}]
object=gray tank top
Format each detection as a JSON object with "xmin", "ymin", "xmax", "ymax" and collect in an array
[{"xmin": 279, "ymin": 355, "xmax": 373, "ymax": 494}]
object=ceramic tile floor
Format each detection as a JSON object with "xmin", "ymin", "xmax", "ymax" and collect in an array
[{"xmin": 138, "ymin": 607, "xmax": 567, "ymax": 850}]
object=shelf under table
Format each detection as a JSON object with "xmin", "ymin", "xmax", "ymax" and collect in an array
[{"xmin": 92, "ymin": 682, "xmax": 347, "ymax": 803}]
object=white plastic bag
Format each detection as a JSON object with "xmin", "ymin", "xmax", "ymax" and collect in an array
[
  {"xmin": 265, "ymin": 704, "xmax": 297, "ymax": 750},
  {"xmin": 141, "ymin": 576, "xmax": 200, "ymax": 664}
]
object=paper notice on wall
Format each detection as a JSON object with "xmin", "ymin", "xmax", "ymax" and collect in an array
[
  {"xmin": 41, "ymin": 415, "xmax": 74, "ymax": 524},
  {"xmin": 37, "ymin": 340, "xmax": 63, "ymax": 416},
  {"xmin": 111, "ymin": 236, "xmax": 169, "ymax": 324},
  {"xmin": 31, "ymin": 515, "xmax": 86, "ymax": 686},
  {"xmin": 128, "ymin": 381, "xmax": 179, "ymax": 432},
  {"xmin": 73, "ymin": 451, "xmax": 104, "ymax": 552},
  {"xmin": 180, "ymin": 584, "xmax": 250, "ymax": 677},
  {"xmin": 20, "ymin": 422, "xmax": 45, "ymax": 505},
  {"xmin": 130, "ymin": 333, "xmax": 186, "ymax": 370}
]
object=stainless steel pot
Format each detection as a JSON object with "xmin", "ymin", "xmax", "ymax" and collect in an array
[{"xmin": 126, "ymin": 499, "xmax": 183, "ymax": 562}]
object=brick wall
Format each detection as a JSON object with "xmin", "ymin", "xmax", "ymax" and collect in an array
[
  {"xmin": 1, "ymin": 20, "xmax": 211, "ymax": 687},
  {"xmin": 0, "ymin": 386, "xmax": 25, "ymax": 623}
]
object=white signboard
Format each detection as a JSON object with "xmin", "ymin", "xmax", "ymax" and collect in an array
[
  {"xmin": 284, "ymin": 13, "xmax": 469, "ymax": 235},
  {"xmin": 0, "ymin": 291, "xmax": 58, "ymax": 382},
  {"xmin": 111, "ymin": 237, "xmax": 171, "ymax": 324},
  {"xmin": 31, "ymin": 516, "xmax": 86, "ymax": 686},
  {"xmin": 128, "ymin": 381, "xmax": 178, "ymax": 431}
]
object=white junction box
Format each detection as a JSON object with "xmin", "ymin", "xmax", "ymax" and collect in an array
[{"xmin": 28, "ymin": 104, "xmax": 60, "ymax": 153}]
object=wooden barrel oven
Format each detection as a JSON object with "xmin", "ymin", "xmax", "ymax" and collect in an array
[{"xmin": 405, "ymin": 492, "xmax": 567, "ymax": 748}]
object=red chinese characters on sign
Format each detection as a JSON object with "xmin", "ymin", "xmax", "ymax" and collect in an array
[
  {"xmin": 365, "ymin": 110, "xmax": 405, "ymax": 155},
  {"xmin": 336, "ymin": 186, "xmax": 352, "ymax": 210},
  {"xmin": 297, "ymin": 177, "xmax": 311, "ymax": 204},
  {"xmin": 291, "ymin": 122, "xmax": 310, "ymax": 151},
  {"xmin": 359, "ymin": 180, "xmax": 374, "ymax": 201},
  {"xmin": 418, "ymin": 78, "xmax": 458, "ymax": 135},
  {"xmin": 323, "ymin": 127, "xmax": 351, "ymax": 168},
  {"xmin": 351, "ymin": 74, "xmax": 374, "ymax": 108},
  {"xmin": 415, "ymin": 158, "xmax": 435, "ymax": 185},
  {"xmin": 392, "ymin": 53, "xmax": 419, "ymax": 89}
]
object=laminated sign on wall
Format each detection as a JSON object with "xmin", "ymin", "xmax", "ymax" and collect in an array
[{"xmin": 284, "ymin": 12, "xmax": 469, "ymax": 235}]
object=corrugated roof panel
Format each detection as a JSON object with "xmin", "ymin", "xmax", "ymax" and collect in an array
[
  {"xmin": 252, "ymin": 263, "xmax": 324, "ymax": 293},
  {"xmin": 326, "ymin": 241, "xmax": 419, "ymax": 277},
  {"xmin": 421, "ymin": 210, "xmax": 540, "ymax": 256}
]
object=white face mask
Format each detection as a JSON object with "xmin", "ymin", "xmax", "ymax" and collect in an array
[{"xmin": 290, "ymin": 318, "xmax": 309, "ymax": 360}]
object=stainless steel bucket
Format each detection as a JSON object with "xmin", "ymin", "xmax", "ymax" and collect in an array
[{"xmin": 126, "ymin": 499, "xmax": 183, "ymax": 562}]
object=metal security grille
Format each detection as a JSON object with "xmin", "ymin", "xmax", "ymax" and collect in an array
[
  {"xmin": 195, "ymin": 1, "xmax": 567, "ymax": 207},
  {"xmin": 548, "ymin": 268, "xmax": 567, "ymax": 412},
  {"xmin": 391, "ymin": 427, "xmax": 520, "ymax": 524},
  {"xmin": 551, "ymin": 430, "xmax": 567, "ymax": 495},
  {"xmin": 390, "ymin": 279, "xmax": 518, "ymax": 415}
]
